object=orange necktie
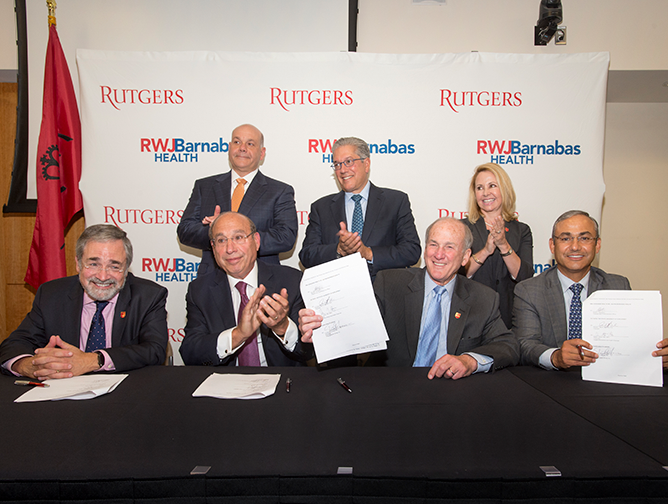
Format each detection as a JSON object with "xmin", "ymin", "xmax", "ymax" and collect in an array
[{"xmin": 231, "ymin": 178, "xmax": 247, "ymax": 212}]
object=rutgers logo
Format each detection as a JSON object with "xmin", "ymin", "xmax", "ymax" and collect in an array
[
  {"xmin": 440, "ymin": 89, "xmax": 522, "ymax": 113},
  {"xmin": 100, "ymin": 86, "xmax": 184, "ymax": 110},
  {"xmin": 270, "ymin": 87, "xmax": 353, "ymax": 112}
]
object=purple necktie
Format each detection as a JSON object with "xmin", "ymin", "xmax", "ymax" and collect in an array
[{"xmin": 235, "ymin": 281, "xmax": 261, "ymax": 366}]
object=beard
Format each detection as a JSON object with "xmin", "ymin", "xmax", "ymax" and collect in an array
[{"xmin": 82, "ymin": 274, "xmax": 127, "ymax": 301}]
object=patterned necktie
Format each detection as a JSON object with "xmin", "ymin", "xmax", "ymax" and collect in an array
[
  {"xmin": 235, "ymin": 281, "xmax": 260, "ymax": 366},
  {"xmin": 86, "ymin": 300, "xmax": 109, "ymax": 352},
  {"xmin": 568, "ymin": 283, "xmax": 584, "ymax": 339},
  {"xmin": 231, "ymin": 178, "xmax": 247, "ymax": 212},
  {"xmin": 351, "ymin": 194, "xmax": 364, "ymax": 235},
  {"xmin": 414, "ymin": 285, "xmax": 447, "ymax": 367}
]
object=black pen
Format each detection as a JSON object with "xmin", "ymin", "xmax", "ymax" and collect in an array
[
  {"xmin": 286, "ymin": 378, "xmax": 292, "ymax": 393},
  {"xmin": 14, "ymin": 379, "xmax": 49, "ymax": 388},
  {"xmin": 337, "ymin": 377, "xmax": 352, "ymax": 393}
]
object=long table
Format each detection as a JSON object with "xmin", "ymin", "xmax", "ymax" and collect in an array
[{"xmin": 1, "ymin": 365, "xmax": 667, "ymax": 503}]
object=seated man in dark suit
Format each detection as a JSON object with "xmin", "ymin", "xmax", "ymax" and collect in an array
[
  {"xmin": 180, "ymin": 212, "xmax": 308, "ymax": 366},
  {"xmin": 513, "ymin": 210, "xmax": 666, "ymax": 369},
  {"xmin": 1, "ymin": 225, "xmax": 168, "ymax": 379},
  {"xmin": 177, "ymin": 124, "xmax": 298, "ymax": 275},
  {"xmin": 299, "ymin": 217, "xmax": 519, "ymax": 379},
  {"xmin": 299, "ymin": 136, "xmax": 421, "ymax": 280}
]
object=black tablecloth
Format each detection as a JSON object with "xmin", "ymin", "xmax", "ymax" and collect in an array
[{"xmin": 1, "ymin": 366, "xmax": 667, "ymax": 503}]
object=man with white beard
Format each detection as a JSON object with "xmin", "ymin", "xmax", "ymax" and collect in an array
[{"xmin": 0, "ymin": 224, "xmax": 168, "ymax": 379}]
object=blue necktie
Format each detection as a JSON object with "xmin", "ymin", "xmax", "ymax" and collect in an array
[
  {"xmin": 86, "ymin": 300, "xmax": 109, "ymax": 352},
  {"xmin": 414, "ymin": 285, "xmax": 447, "ymax": 367},
  {"xmin": 351, "ymin": 194, "xmax": 364, "ymax": 236},
  {"xmin": 568, "ymin": 283, "xmax": 584, "ymax": 339}
]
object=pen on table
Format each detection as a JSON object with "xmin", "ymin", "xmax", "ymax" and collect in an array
[
  {"xmin": 14, "ymin": 379, "xmax": 49, "ymax": 388},
  {"xmin": 577, "ymin": 345, "xmax": 585, "ymax": 361},
  {"xmin": 286, "ymin": 378, "xmax": 292, "ymax": 393},
  {"xmin": 337, "ymin": 377, "xmax": 352, "ymax": 393}
]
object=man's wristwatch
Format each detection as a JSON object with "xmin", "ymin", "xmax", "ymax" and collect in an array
[{"xmin": 95, "ymin": 351, "xmax": 104, "ymax": 369}]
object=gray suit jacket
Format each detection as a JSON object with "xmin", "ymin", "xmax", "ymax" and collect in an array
[
  {"xmin": 513, "ymin": 265, "xmax": 631, "ymax": 366},
  {"xmin": 177, "ymin": 170, "xmax": 298, "ymax": 274},
  {"xmin": 371, "ymin": 268, "xmax": 519, "ymax": 369}
]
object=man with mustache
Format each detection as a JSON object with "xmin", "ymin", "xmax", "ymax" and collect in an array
[
  {"xmin": 513, "ymin": 210, "xmax": 667, "ymax": 369},
  {"xmin": 0, "ymin": 225, "xmax": 168, "ymax": 379}
]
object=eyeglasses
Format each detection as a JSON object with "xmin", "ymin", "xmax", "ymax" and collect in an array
[
  {"xmin": 331, "ymin": 158, "xmax": 365, "ymax": 171},
  {"xmin": 213, "ymin": 233, "xmax": 253, "ymax": 246},
  {"xmin": 552, "ymin": 236, "xmax": 597, "ymax": 244},
  {"xmin": 83, "ymin": 262, "xmax": 125, "ymax": 274}
]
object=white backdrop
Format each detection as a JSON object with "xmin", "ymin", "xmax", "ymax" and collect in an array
[{"xmin": 77, "ymin": 50, "xmax": 609, "ymax": 363}]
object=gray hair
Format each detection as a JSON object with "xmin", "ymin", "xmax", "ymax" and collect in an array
[
  {"xmin": 76, "ymin": 224, "xmax": 133, "ymax": 268},
  {"xmin": 551, "ymin": 210, "xmax": 599, "ymax": 239},
  {"xmin": 425, "ymin": 217, "xmax": 473, "ymax": 252},
  {"xmin": 208, "ymin": 211, "xmax": 258, "ymax": 241},
  {"xmin": 332, "ymin": 137, "xmax": 370, "ymax": 160}
]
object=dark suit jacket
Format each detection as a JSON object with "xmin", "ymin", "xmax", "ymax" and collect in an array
[
  {"xmin": 177, "ymin": 170, "xmax": 298, "ymax": 275},
  {"xmin": 180, "ymin": 261, "xmax": 308, "ymax": 366},
  {"xmin": 461, "ymin": 218, "xmax": 534, "ymax": 328},
  {"xmin": 298, "ymin": 183, "xmax": 421, "ymax": 279},
  {"xmin": 513, "ymin": 265, "xmax": 631, "ymax": 366},
  {"xmin": 371, "ymin": 268, "xmax": 519, "ymax": 369},
  {"xmin": 0, "ymin": 273, "xmax": 168, "ymax": 374}
]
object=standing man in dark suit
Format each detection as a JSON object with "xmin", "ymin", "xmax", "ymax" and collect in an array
[
  {"xmin": 511, "ymin": 210, "xmax": 664, "ymax": 369},
  {"xmin": 178, "ymin": 124, "xmax": 298, "ymax": 275},
  {"xmin": 299, "ymin": 217, "xmax": 519, "ymax": 379},
  {"xmin": 0, "ymin": 225, "xmax": 168, "ymax": 379},
  {"xmin": 299, "ymin": 137, "xmax": 421, "ymax": 280},
  {"xmin": 180, "ymin": 212, "xmax": 308, "ymax": 366}
]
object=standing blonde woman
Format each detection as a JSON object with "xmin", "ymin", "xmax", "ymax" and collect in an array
[{"xmin": 462, "ymin": 163, "xmax": 533, "ymax": 328}]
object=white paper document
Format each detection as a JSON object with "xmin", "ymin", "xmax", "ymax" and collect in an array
[
  {"xmin": 14, "ymin": 374, "xmax": 129, "ymax": 402},
  {"xmin": 192, "ymin": 373, "xmax": 281, "ymax": 399},
  {"xmin": 300, "ymin": 253, "xmax": 389, "ymax": 363},
  {"xmin": 582, "ymin": 290, "xmax": 663, "ymax": 387}
]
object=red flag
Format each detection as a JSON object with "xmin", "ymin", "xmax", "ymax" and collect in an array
[{"xmin": 25, "ymin": 24, "xmax": 83, "ymax": 289}]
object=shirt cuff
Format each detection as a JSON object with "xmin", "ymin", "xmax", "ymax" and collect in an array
[
  {"xmin": 464, "ymin": 352, "xmax": 494, "ymax": 374},
  {"xmin": 539, "ymin": 348, "xmax": 558, "ymax": 370},
  {"xmin": 2, "ymin": 354, "xmax": 32, "ymax": 377},
  {"xmin": 93, "ymin": 350, "xmax": 116, "ymax": 372},
  {"xmin": 275, "ymin": 319, "xmax": 298, "ymax": 351},
  {"xmin": 217, "ymin": 328, "xmax": 241, "ymax": 359}
]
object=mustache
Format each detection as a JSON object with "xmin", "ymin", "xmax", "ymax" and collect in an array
[{"xmin": 89, "ymin": 278, "xmax": 117, "ymax": 286}]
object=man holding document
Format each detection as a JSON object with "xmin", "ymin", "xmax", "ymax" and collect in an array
[
  {"xmin": 180, "ymin": 212, "xmax": 308, "ymax": 366},
  {"xmin": 513, "ymin": 210, "xmax": 667, "ymax": 370},
  {"xmin": 299, "ymin": 217, "xmax": 519, "ymax": 379}
]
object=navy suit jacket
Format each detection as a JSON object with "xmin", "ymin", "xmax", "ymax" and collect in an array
[
  {"xmin": 299, "ymin": 183, "xmax": 421, "ymax": 279},
  {"xmin": 371, "ymin": 268, "xmax": 519, "ymax": 369},
  {"xmin": 180, "ymin": 261, "xmax": 309, "ymax": 366},
  {"xmin": 0, "ymin": 273, "xmax": 169, "ymax": 374},
  {"xmin": 177, "ymin": 170, "xmax": 298, "ymax": 275},
  {"xmin": 513, "ymin": 265, "xmax": 631, "ymax": 366}
]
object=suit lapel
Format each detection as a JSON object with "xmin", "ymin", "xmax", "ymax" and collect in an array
[
  {"xmin": 210, "ymin": 269, "xmax": 236, "ymax": 329},
  {"xmin": 329, "ymin": 191, "xmax": 347, "ymax": 232},
  {"xmin": 214, "ymin": 172, "xmax": 232, "ymax": 212},
  {"xmin": 239, "ymin": 170, "xmax": 267, "ymax": 214},
  {"xmin": 111, "ymin": 274, "xmax": 132, "ymax": 347},
  {"xmin": 65, "ymin": 278, "xmax": 85, "ymax": 347},
  {"xmin": 405, "ymin": 269, "xmax": 426, "ymax": 362},
  {"xmin": 448, "ymin": 276, "xmax": 469, "ymax": 355},
  {"xmin": 545, "ymin": 268, "xmax": 568, "ymax": 344},
  {"xmin": 362, "ymin": 183, "xmax": 382, "ymax": 242}
]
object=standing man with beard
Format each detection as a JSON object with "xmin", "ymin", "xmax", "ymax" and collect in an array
[{"xmin": 0, "ymin": 225, "xmax": 168, "ymax": 379}]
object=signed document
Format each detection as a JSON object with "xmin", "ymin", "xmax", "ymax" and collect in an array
[
  {"xmin": 582, "ymin": 290, "xmax": 663, "ymax": 387},
  {"xmin": 15, "ymin": 374, "xmax": 129, "ymax": 402},
  {"xmin": 192, "ymin": 373, "xmax": 281, "ymax": 399},
  {"xmin": 300, "ymin": 253, "xmax": 389, "ymax": 363}
]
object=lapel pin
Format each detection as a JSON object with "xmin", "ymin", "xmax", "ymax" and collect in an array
[
  {"xmin": 120, "ymin": 311, "xmax": 126, "ymax": 319},
  {"xmin": 505, "ymin": 227, "xmax": 509, "ymax": 232},
  {"xmin": 455, "ymin": 312, "xmax": 461, "ymax": 319}
]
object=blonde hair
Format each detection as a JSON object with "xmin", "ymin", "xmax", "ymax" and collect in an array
[{"xmin": 467, "ymin": 163, "xmax": 517, "ymax": 223}]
